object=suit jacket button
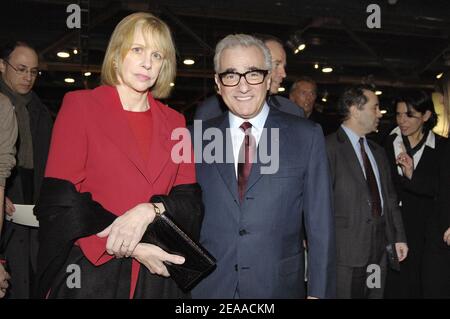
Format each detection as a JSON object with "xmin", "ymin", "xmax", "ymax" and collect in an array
[
  {"xmin": 234, "ymin": 264, "xmax": 238, "ymax": 271},
  {"xmin": 239, "ymin": 229, "xmax": 248, "ymax": 236}
]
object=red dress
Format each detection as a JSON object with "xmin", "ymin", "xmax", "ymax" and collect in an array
[{"xmin": 45, "ymin": 85, "xmax": 196, "ymax": 298}]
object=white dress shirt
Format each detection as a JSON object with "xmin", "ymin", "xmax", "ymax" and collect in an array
[{"xmin": 228, "ymin": 103, "xmax": 269, "ymax": 177}]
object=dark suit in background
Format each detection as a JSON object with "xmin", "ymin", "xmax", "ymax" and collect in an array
[{"xmin": 326, "ymin": 127, "xmax": 406, "ymax": 298}]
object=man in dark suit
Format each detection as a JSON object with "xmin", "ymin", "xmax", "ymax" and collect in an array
[
  {"xmin": 191, "ymin": 34, "xmax": 335, "ymax": 299},
  {"xmin": 194, "ymin": 34, "xmax": 304, "ymax": 120},
  {"xmin": 326, "ymin": 85, "xmax": 408, "ymax": 298},
  {"xmin": 0, "ymin": 41, "xmax": 53, "ymax": 298}
]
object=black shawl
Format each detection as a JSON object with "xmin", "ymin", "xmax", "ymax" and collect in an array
[{"xmin": 34, "ymin": 177, "xmax": 203, "ymax": 299}]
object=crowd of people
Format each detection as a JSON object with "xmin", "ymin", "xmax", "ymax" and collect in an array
[{"xmin": 0, "ymin": 11, "xmax": 449, "ymax": 299}]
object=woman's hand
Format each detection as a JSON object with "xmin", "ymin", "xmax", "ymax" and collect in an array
[
  {"xmin": 396, "ymin": 152, "xmax": 413, "ymax": 179},
  {"xmin": 132, "ymin": 243, "xmax": 185, "ymax": 277},
  {"xmin": 97, "ymin": 203, "xmax": 160, "ymax": 258}
]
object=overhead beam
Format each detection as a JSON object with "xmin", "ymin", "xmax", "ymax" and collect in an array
[
  {"xmin": 419, "ymin": 43, "xmax": 450, "ymax": 74},
  {"xmin": 160, "ymin": 6, "xmax": 214, "ymax": 55},
  {"xmin": 39, "ymin": 1, "xmax": 122, "ymax": 58},
  {"xmin": 341, "ymin": 22, "xmax": 401, "ymax": 79}
]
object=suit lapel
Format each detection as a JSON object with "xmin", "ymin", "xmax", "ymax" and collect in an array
[
  {"xmin": 336, "ymin": 128, "xmax": 368, "ymax": 188},
  {"xmin": 90, "ymin": 86, "xmax": 153, "ymax": 184},
  {"xmin": 245, "ymin": 108, "xmax": 285, "ymax": 192},
  {"xmin": 213, "ymin": 114, "xmax": 240, "ymax": 204}
]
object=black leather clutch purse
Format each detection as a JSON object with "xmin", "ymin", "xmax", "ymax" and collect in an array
[{"xmin": 142, "ymin": 210, "xmax": 216, "ymax": 292}]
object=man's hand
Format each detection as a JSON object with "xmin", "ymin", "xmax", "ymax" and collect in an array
[
  {"xmin": 395, "ymin": 242, "xmax": 408, "ymax": 262},
  {"xmin": 0, "ymin": 263, "xmax": 10, "ymax": 298}
]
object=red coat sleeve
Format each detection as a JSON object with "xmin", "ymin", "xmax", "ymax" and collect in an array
[{"xmin": 45, "ymin": 92, "xmax": 113, "ymax": 265}]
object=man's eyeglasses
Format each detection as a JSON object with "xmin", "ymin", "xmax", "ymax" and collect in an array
[
  {"xmin": 3, "ymin": 60, "xmax": 39, "ymax": 78},
  {"xmin": 218, "ymin": 69, "xmax": 269, "ymax": 87}
]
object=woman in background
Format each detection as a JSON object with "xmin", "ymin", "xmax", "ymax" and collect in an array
[
  {"xmin": 422, "ymin": 72, "xmax": 450, "ymax": 298},
  {"xmin": 384, "ymin": 90, "xmax": 444, "ymax": 298}
]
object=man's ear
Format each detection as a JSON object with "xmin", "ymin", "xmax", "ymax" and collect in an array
[
  {"xmin": 349, "ymin": 105, "xmax": 358, "ymax": 119},
  {"xmin": 214, "ymin": 75, "xmax": 222, "ymax": 95}
]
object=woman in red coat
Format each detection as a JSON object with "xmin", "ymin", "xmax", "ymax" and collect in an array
[{"xmin": 35, "ymin": 12, "xmax": 202, "ymax": 298}]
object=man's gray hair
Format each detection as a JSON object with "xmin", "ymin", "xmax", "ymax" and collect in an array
[
  {"xmin": 290, "ymin": 76, "xmax": 317, "ymax": 94},
  {"xmin": 214, "ymin": 34, "xmax": 272, "ymax": 73}
]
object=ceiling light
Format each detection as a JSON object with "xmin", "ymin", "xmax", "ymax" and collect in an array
[
  {"xmin": 322, "ymin": 97, "xmax": 327, "ymax": 102},
  {"xmin": 375, "ymin": 90, "xmax": 382, "ymax": 95},
  {"xmin": 64, "ymin": 78, "xmax": 75, "ymax": 83},
  {"xmin": 321, "ymin": 67, "xmax": 333, "ymax": 73},
  {"xmin": 73, "ymin": 49, "xmax": 78, "ymax": 55},
  {"xmin": 380, "ymin": 110, "xmax": 387, "ymax": 114},
  {"xmin": 57, "ymin": 51, "xmax": 70, "ymax": 58},
  {"xmin": 437, "ymin": 72, "xmax": 443, "ymax": 79},
  {"xmin": 314, "ymin": 63, "xmax": 319, "ymax": 69},
  {"xmin": 278, "ymin": 87, "xmax": 285, "ymax": 92},
  {"xmin": 83, "ymin": 72, "xmax": 91, "ymax": 77},
  {"xmin": 287, "ymin": 31, "xmax": 306, "ymax": 55},
  {"xmin": 183, "ymin": 59, "xmax": 195, "ymax": 65},
  {"xmin": 170, "ymin": 82, "xmax": 175, "ymax": 87}
]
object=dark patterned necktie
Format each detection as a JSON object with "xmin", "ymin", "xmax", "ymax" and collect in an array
[
  {"xmin": 359, "ymin": 138, "xmax": 381, "ymax": 217},
  {"xmin": 238, "ymin": 122, "xmax": 256, "ymax": 202}
]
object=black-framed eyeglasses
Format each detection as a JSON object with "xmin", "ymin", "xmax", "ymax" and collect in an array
[
  {"xmin": 218, "ymin": 69, "xmax": 269, "ymax": 87},
  {"xmin": 3, "ymin": 59, "xmax": 40, "ymax": 78}
]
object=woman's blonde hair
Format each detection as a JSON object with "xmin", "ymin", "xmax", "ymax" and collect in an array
[
  {"xmin": 101, "ymin": 12, "xmax": 176, "ymax": 98},
  {"xmin": 436, "ymin": 72, "xmax": 450, "ymax": 135}
]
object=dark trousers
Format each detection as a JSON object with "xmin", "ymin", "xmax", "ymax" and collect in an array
[{"xmin": 337, "ymin": 216, "xmax": 387, "ymax": 299}]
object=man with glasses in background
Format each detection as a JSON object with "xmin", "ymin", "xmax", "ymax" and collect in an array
[
  {"xmin": 0, "ymin": 41, "xmax": 53, "ymax": 298},
  {"xmin": 191, "ymin": 34, "xmax": 335, "ymax": 299}
]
